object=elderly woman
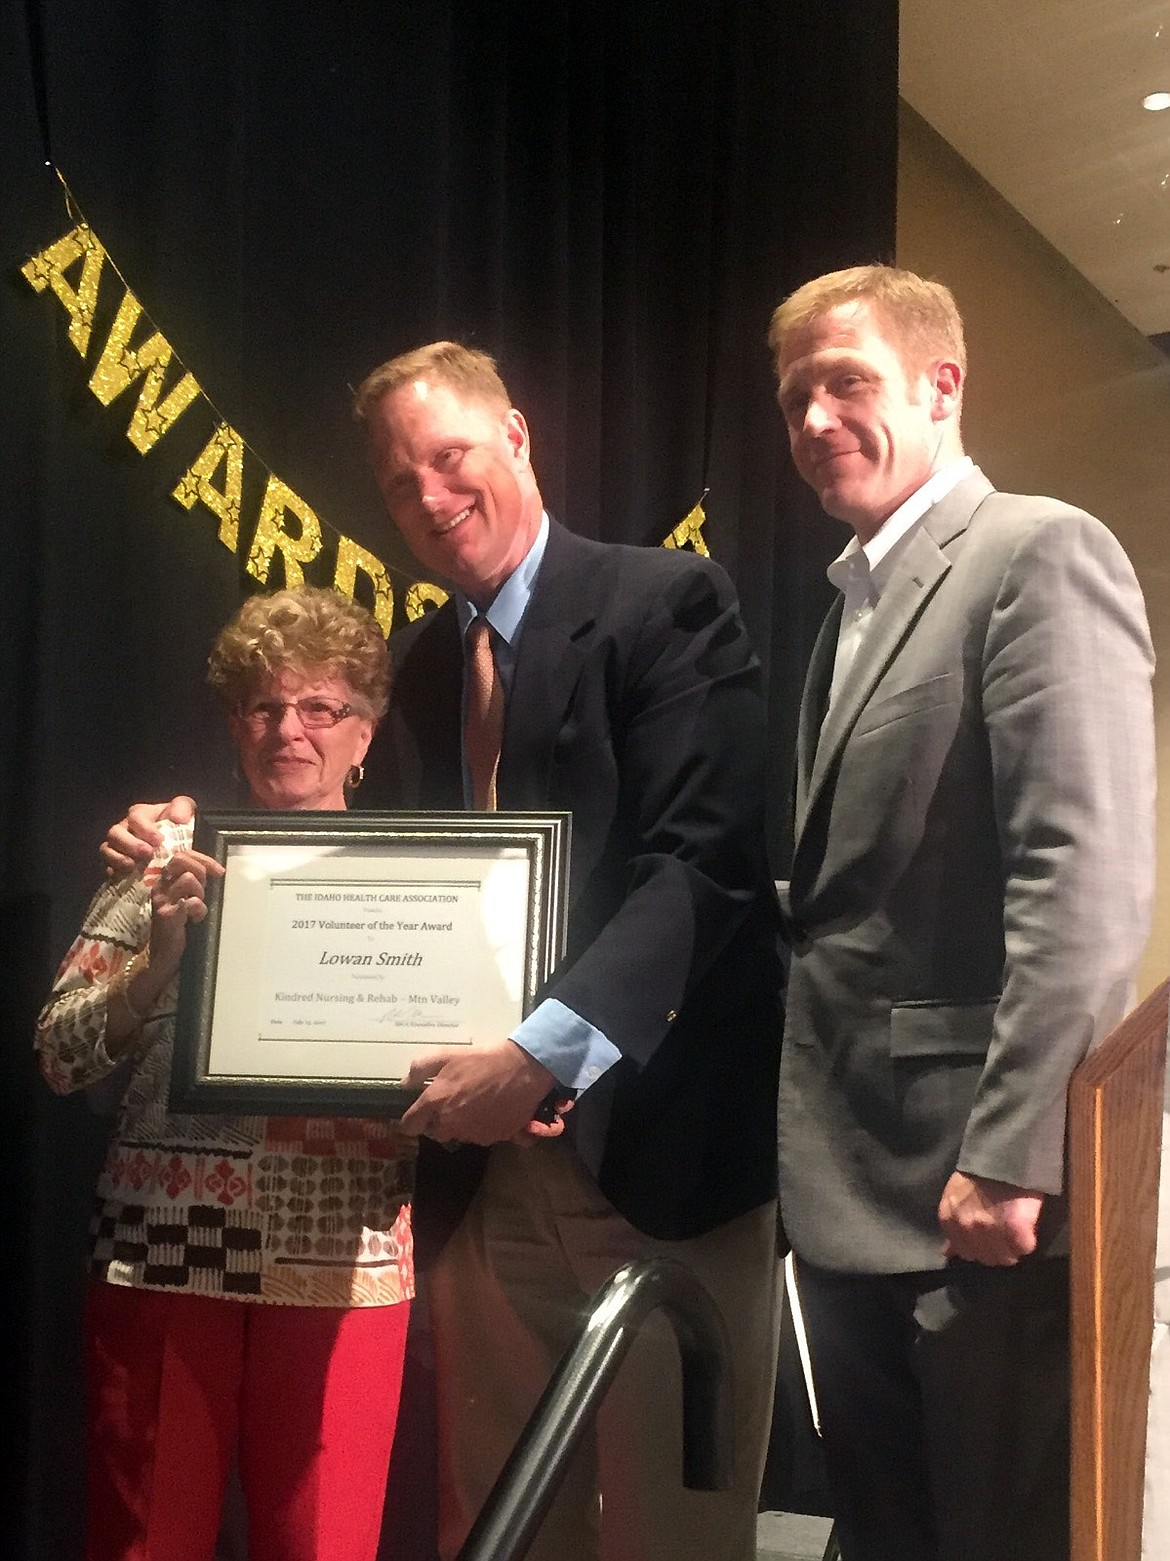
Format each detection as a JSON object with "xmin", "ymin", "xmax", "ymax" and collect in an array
[{"xmin": 36, "ymin": 587, "xmax": 413, "ymax": 1561}]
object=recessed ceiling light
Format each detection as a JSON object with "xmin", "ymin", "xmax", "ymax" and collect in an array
[{"xmin": 1143, "ymin": 91, "xmax": 1170, "ymax": 111}]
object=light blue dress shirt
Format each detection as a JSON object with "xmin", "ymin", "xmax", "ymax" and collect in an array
[{"xmin": 456, "ymin": 513, "xmax": 621, "ymax": 1095}]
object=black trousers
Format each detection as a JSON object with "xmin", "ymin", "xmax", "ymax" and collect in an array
[{"xmin": 795, "ymin": 1256, "xmax": 1070, "ymax": 1561}]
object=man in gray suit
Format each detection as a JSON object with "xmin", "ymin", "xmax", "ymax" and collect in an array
[{"xmin": 768, "ymin": 264, "xmax": 1156, "ymax": 1561}]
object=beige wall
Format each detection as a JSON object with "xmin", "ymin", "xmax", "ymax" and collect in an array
[{"xmin": 897, "ymin": 101, "xmax": 1170, "ymax": 999}]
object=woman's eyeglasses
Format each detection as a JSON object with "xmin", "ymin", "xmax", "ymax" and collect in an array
[{"xmin": 237, "ymin": 697, "xmax": 355, "ymax": 730}]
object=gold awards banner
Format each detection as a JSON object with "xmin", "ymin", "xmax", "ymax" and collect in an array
[{"xmin": 21, "ymin": 198, "xmax": 711, "ymax": 637}]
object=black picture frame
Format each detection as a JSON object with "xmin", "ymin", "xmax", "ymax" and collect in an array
[{"xmin": 169, "ymin": 809, "xmax": 571, "ymax": 1115}]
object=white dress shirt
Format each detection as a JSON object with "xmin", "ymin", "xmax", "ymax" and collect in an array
[{"xmin": 826, "ymin": 457, "xmax": 973, "ymax": 707}]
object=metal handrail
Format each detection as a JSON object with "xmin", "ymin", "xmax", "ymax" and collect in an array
[{"xmin": 455, "ymin": 1255, "xmax": 733, "ymax": 1561}]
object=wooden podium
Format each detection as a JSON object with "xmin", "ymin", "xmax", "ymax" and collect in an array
[{"xmin": 1069, "ymin": 980, "xmax": 1169, "ymax": 1561}]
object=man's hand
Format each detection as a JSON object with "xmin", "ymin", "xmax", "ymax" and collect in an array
[
  {"xmin": 938, "ymin": 1170, "xmax": 1044, "ymax": 1266},
  {"xmin": 400, "ymin": 1041, "xmax": 560, "ymax": 1146},
  {"xmin": 512, "ymin": 1095, "xmax": 575, "ymax": 1146},
  {"xmin": 101, "ymin": 796, "xmax": 197, "ymax": 878}
]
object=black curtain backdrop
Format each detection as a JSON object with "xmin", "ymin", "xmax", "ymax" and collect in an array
[{"xmin": 2, "ymin": 2, "xmax": 897, "ymax": 1555}]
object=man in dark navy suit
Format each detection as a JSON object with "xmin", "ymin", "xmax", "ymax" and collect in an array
[{"xmin": 354, "ymin": 341, "xmax": 783, "ymax": 1561}]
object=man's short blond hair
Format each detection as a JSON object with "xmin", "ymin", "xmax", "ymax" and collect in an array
[
  {"xmin": 768, "ymin": 264, "xmax": 967, "ymax": 381},
  {"xmin": 353, "ymin": 341, "xmax": 512, "ymax": 423}
]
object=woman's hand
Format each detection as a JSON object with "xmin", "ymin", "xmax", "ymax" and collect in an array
[
  {"xmin": 147, "ymin": 849, "xmax": 225, "ymax": 982},
  {"xmin": 102, "ymin": 848, "xmax": 225, "ymax": 1057}
]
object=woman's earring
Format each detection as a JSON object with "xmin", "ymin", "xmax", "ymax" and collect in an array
[{"xmin": 346, "ymin": 764, "xmax": 365, "ymax": 790}]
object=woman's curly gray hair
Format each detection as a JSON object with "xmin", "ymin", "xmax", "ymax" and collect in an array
[{"xmin": 207, "ymin": 586, "xmax": 390, "ymax": 720}]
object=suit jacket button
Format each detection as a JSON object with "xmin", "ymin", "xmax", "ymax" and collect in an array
[{"xmin": 666, "ymin": 1010, "xmax": 677, "ymax": 1023}]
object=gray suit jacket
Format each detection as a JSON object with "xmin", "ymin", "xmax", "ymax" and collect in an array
[{"xmin": 778, "ymin": 468, "xmax": 1156, "ymax": 1273}]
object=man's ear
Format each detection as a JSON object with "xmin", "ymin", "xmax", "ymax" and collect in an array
[
  {"xmin": 504, "ymin": 407, "xmax": 531, "ymax": 466},
  {"xmin": 931, "ymin": 359, "xmax": 962, "ymax": 421}
]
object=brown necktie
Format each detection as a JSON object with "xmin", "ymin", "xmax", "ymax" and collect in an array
[{"xmin": 464, "ymin": 617, "xmax": 504, "ymax": 810}]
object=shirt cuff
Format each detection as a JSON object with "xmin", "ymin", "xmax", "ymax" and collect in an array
[{"xmin": 511, "ymin": 997, "xmax": 622, "ymax": 1092}]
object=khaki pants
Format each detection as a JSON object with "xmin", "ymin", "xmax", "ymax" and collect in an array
[{"xmin": 427, "ymin": 1140, "xmax": 780, "ymax": 1561}]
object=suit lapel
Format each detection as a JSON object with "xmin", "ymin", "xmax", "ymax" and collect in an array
[
  {"xmin": 497, "ymin": 521, "xmax": 597, "ymax": 809},
  {"xmin": 388, "ymin": 602, "xmax": 465, "ymax": 808},
  {"xmin": 795, "ymin": 469, "xmax": 994, "ymax": 849},
  {"xmin": 794, "ymin": 600, "xmax": 841, "ymax": 827}
]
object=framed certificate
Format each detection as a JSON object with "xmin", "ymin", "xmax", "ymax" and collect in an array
[{"xmin": 169, "ymin": 810, "xmax": 571, "ymax": 1115}]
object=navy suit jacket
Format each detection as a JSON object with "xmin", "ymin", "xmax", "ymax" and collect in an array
[{"xmin": 365, "ymin": 520, "xmax": 783, "ymax": 1243}]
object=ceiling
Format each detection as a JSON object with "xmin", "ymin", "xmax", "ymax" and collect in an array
[{"xmin": 900, "ymin": 0, "xmax": 1170, "ymax": 340}]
